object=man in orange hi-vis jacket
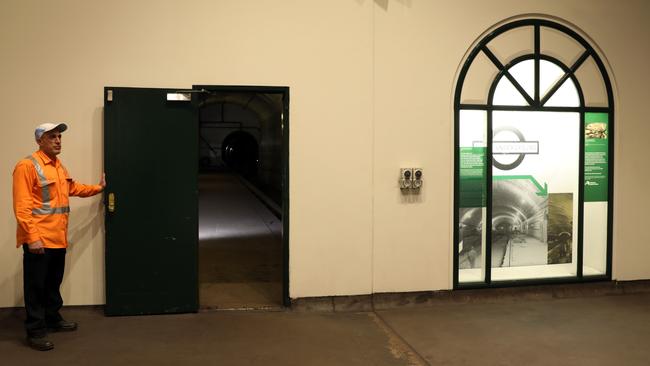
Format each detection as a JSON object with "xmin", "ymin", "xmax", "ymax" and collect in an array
[{"xmin": 12, "ymin": 122, "xmax": 105, "ymax": 351}]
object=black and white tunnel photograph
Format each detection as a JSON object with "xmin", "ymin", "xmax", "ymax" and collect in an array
[
  {"xmin": 491, "ymin": 180, "xmax": 572, "ymax": 268},
  {"xmin": 458, "ymin": 207, "xmax": 483, "ymax": 270}
]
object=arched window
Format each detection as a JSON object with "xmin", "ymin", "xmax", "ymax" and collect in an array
[{"xmin": 454, "ymin": 19, "xmax": 613, "ymax": 287}]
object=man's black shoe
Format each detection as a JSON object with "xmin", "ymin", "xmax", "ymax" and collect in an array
[
  {"xmin": 47, "ymin": 320, "xmax": 78, "ymax": 332},
  {"xmin": 27, "ymin": 336, "xmax": 54, "ymax": 351}
]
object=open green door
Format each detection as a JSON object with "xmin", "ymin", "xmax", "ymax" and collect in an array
[{"xmin": 104, "ymin": 87, "xmax": 198, "ymax": 316}]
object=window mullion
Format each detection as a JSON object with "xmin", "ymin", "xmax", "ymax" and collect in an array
[
  {"xmin": 534, "ymin": 25, "xmax": 540, "ymax": 106},
  {"xmin": 482, "ymin": 46, "xmax": 535, "ymax": 106},
  {"xmin": 540, "ymin": 51, "xmax": 590, "ymax": 106}
]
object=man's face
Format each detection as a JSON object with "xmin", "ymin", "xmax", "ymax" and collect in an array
[{"xmin": 37, "ymin": 130, "xmax": 62, "ymax": 156}]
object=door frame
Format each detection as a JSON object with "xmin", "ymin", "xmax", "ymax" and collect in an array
[{"xmin": 194, "ymin": 85, "xmax": 291, "ymax": 307}]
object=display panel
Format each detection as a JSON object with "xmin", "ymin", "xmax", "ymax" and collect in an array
[
  {"xmin": 583, "ymin": 112, "xmax": 609, "ymax": 275},
  {"xmin": 491, "ymin": 111, "xmax": 579, "ymax": 281},
  {"xmin": 458, "ymin": 110, "xmax": 487, "ymax": 283}
]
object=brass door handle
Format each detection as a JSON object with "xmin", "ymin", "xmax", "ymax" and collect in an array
[{"xmin": 108, "ymin": 193, "xmax": 116, "ymax": 213}]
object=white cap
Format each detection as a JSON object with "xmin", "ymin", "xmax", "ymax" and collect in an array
[{"xmin": 35, "ymin": 123, "xmax": 68, "ymax": 139}]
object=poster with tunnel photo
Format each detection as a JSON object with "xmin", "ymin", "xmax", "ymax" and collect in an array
[
  {"xmin": 458, "ymin": 110, "xmax": 487, "ymax": 271},
  {"xmin": 490, "ymin": 111, "xmax": 579, "ymax": 268}
]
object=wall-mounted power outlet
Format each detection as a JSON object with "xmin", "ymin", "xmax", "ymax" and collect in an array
[
  {"xmin": 412, "ymin": 168, "xmax": 423, "ymax": 189},
  {"xmin": 400, "ymin": 168, "xmax": 413, "ymax": 189},
  {"xmin": 400, "ymin": 168, "xmax": 423, "ymax": 191}
]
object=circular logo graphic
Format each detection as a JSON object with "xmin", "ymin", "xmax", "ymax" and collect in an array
[{"xmin": 492, "ymin": 126, "xmax": 527, "ymax": 171}]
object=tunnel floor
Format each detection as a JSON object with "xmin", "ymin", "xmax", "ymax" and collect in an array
[
  {"xmin": 502, "ymin": 234, "xmax": 547, "ymax": 267},
  {"xmin": 198, "ymin": 172, "xmax": 283, "ymax": 309}
]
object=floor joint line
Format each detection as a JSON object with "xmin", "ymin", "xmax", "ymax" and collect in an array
[{"xmin": 371, "ymin": 309, "xmax": 431, "ymax": 366}]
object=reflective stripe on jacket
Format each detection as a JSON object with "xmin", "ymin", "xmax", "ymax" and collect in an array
[{"xmin": 12, "ymin": 150, "xmax": 103, "ymax": 249}]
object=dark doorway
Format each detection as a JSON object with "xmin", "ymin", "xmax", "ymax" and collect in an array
[{"xmin": 196, "ymin": 87, "xmax": 288, "ymax": 309}]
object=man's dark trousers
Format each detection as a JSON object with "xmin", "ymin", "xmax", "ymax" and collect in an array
[{"xmin": 22, "ymin": 244, "xmax": 66, "ymax": 337}]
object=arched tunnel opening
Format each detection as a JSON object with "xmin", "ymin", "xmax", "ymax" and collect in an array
[
  {"xmin": 197, "ymin": 91, "xmax": 285, "ymax": 310},
  {"xmin": 221, "ymin": 130, "xmax": 259, "ymax": 179}
]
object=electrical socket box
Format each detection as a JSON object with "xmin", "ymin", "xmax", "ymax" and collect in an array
[
  {"xmin": 412, "ymin": 168, "xmax": 423, "ymax": 189},
  {"xmin": 400, "ymin": 168, "xmax": 413, "ymax": 189}
]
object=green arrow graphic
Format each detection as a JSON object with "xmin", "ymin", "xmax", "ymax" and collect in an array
[{"xmin": 493, "ymin": 175, "xmax": 548, "ymax": 196}]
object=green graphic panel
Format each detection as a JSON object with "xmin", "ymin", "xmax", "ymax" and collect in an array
[
  {"xmin": 459, "ymin": 147, "xmax": 486, "ymax": 207},
  {"xmin": 584, "ymin": 113, "xmax": 609, "ymax": 202}
]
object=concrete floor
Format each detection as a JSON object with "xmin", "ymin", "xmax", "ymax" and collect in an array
[
  {"xmin": 199, "ymin": 173, "xmax": 283, "ymax": 309},
  {"xmin": 1, "ymin": 292, "xmax": 649, "ymax": 365}
]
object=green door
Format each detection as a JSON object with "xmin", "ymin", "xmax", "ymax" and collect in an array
[{"xmin": 104, "ymin": 87, "xmax": 198, "ymax": 316}]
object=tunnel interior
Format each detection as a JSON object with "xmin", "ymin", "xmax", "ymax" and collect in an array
[
  {"xmin": 491, "ymin": 179, "xmax": 548, "ymax": 268},
  {"xmin": 197, "ymin": 91, "xmax": 284, "ymax": 309}
]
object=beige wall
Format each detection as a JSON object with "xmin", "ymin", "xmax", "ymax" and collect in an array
[{"xmin": 1, "ymin": 0, "xmax": 648, "ymax": 307}]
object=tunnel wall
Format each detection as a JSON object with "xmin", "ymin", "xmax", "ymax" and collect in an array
[{"xmin": 0, "ymin": 0, "xmax": 649, "ymax": 307}]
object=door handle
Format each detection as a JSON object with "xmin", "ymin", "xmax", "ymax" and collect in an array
[{"xmin": 108, "ymin": 193, "xmax": 116, "ymax": 213}]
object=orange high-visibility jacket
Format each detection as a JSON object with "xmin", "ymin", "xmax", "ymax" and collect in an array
[{"xmin": 12, "ymin": 150, "xmax": 103, "ymax": 249}]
